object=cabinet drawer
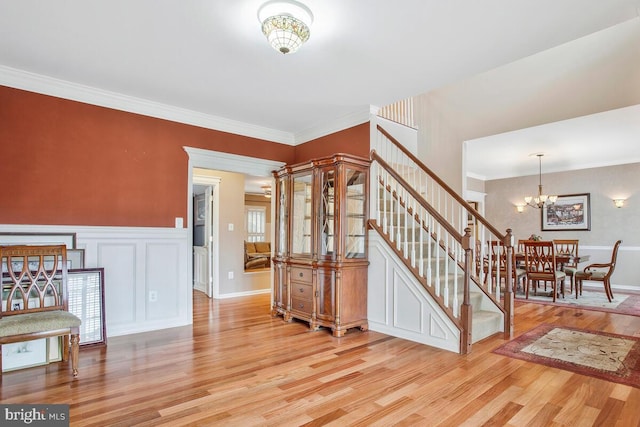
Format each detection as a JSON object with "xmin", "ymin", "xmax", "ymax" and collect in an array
[
  {"xmin": 291, "ymin": 297, "xmax": 312, "ymax": 314},
  {"xmin": 291, "ymin": 283, "xmax": 313, "ymax": 299},
  {"xmin": 290, "ymin": 267, "xmax": 312, "ymax": 283}
]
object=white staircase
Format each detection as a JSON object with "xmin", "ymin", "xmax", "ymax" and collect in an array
[{"xmin": 367, "ymin": 122, "xmax": 515, "ymax": 354}]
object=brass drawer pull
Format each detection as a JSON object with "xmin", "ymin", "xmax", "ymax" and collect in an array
[
  {"xmin": 299, "ymin": 287, "xmax": 304, "ymax": 293},
  {"xmin": 299, "ymin": 272, "xmax": 304, "ymax": 277}
]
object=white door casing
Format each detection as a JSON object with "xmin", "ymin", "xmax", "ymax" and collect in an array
[{"xmin": 185, "ymin": 147, "xmax": 284, "ymax": 300}]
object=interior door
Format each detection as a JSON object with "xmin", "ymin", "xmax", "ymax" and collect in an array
[
  {"xmin": 204, "ymin": 186, "xmax": 214, "ymax": 297},
  {"xmin": 193, "ymin": 185, "xmax": 214, "ymax": 298},
  {"xmin": 193, "ymin": 246, "xmax": 208, "ymax": 293}
]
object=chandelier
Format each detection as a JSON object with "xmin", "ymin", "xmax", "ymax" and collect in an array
[
  {"xmin": 524, "ymin": 154, "xmax": 557, "ymax": 209},
  {"xmin": 258, "ymin": 0, "xmax": 313, "ymax": 54}
]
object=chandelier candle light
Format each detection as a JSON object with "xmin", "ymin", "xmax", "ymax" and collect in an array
[
  {"xmin": 258, "ymin": 0, "xmax": 314, "ymax": 54},
  {"xmin": 524, "ymin": 153, "xmax": 557, "ymax": 209}
]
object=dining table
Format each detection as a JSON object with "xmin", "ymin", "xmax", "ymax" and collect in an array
[{"xmin": 515, "ymin": 252, "xmax": 590, "ymax": 270}]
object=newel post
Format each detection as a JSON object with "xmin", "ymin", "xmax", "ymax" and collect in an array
[
  {"xmin": 503, "ymin": 229, "xmax": 515, "ymax": 339},
  {"xmin": 460, "ymin": 227, "xmax": 473, "ymax": 354}
]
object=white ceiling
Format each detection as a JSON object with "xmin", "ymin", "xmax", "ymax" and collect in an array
[
  {"xmin": 456, "ymin": 17, "xmax": 640, "ymax": 180},
  {"xmin": 466, "ymin": 104, "xmax": 640, "ymax": 180},
  {"xmin": 245, "ymin": 175, "xmax": 273, "ymax": 196},
  {"xmin": 1, "ymin": 1, "xmax": 639, "ymax": 181}
]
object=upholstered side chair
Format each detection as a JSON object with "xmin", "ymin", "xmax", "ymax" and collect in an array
[{"xmin": 574, "ymin": 240, "xmax": 622, "ymax": 302}]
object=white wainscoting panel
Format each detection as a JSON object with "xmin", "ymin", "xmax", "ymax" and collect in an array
[
  {"xmin": 368, "ymin": 232, "xmax": 460, "ymax": 353},
  {"xmin": 98, "ymin": 243, "xmax": 137, "ymax": 326},
  {"xmin": 0, "ymin": 224, "xmax": 191, "ymax": 338},
  {"xmin": 145, "ymin": 242, "xmax": 182, "ymax": 321},
  {"xmin": 393, "ymin": 271, "xmax": 424, "ymax": 333}
]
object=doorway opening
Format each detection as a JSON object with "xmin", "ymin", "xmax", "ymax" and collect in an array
[
  {"xmin": 184, "ymin": 147, "xmax": 284, "ymax": 314},
  {"xmin": 192, "ymin": 177, "xmax": 219, "ymax": 298}
]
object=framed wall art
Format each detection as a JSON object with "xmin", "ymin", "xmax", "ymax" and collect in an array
[
  {"xmin": 541, "ymin": 193, "xmax": 591, "ymax": 231},
  {"xmin": 68, "ymin": 268, "xmax": 107, "ymax": 347},
  {"xmin": 67, "ymin": 249, "xmax": 85, "ymax": 269},
  {"xmin": 0, "ymin": 232, "xmax": 76, "ymax": 248},
  {"xmin": 2, "ymin": 339, "xmax": 48, "ymax": 371}
]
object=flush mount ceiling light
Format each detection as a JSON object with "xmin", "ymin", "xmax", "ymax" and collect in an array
[
  {"xmin": 258, "ymin": 0, "xmax": 313, "ymax": 54},
  {"xmin": 523, "ymin": 153, "xmax": 557, "ymax": 209}
]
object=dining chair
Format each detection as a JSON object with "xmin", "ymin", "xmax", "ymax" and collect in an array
[
  {"xmin": 515, "ymin": 239, "xmax": 527, "ymax": 268},
  {"xmin": 474, "ymin": 239, "xmax": 484, "ymax": 277},
  {"xmin": 523, "ymin": 240, "xmax": 566, "ymax": 302},
  {"xmin": 487, "ymin": 241, "xmax": 525, "ymax": 292},
  {"xmin": 553, "ymin": 239, "xmax": 579, "ymax": 295},
  {"xmin": 574, "ymin": 240, "xmax": 622, "ymax": 302}
]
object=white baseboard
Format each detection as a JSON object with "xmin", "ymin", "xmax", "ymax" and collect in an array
[{"xmin": 217, "ymin": 288, "xmax": 271, "ymax": 299}]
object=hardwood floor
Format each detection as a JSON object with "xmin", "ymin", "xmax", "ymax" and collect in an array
[{"xmin": 2, "ymin": 291, "xmax": 640, "ymax": 426}]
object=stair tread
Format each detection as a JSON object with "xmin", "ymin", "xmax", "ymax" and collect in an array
[{"xmin": 472, "ymin": 310, "xmax": 502, "ymax": 320}]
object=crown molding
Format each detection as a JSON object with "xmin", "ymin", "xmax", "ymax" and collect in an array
[
  {"xmin": 0, "ymin": 65, "xmax": 296, "ymax": 145},
  {"xmin": 1, "ymin": 65, "xmax": 375, "ymax": 146}
]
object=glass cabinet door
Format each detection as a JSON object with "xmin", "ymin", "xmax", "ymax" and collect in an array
[
  {"xmin": 345, "ymin": 167, "xmax": 367, "ymax": 258},
  {"xmin": 275, "ymin": 175, "xmax": 288, "ymax": 257},
  {"xmin": 291, "ymin": 172, "xmax": 313, "ymax": 256},
  {"xmin": 318, "ymin": 167, "xmax": 336, "ymax": 259}
]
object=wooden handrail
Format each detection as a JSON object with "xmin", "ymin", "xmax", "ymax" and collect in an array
[
  {"xmin": 376, "ymin": 124, "xmax": 505, "ymax": 240},
  {"xmin": 370, "ymin": 150, "xmax": 463, "ymax": 243}
]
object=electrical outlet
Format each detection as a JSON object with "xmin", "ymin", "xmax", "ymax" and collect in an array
[
  {"xmin": 228, "ymin": 271, "xmax": 234, "ymax": 280},
  {"xmin": 149, "ymin": 291, "xmax": 158, "ymax": 302}
]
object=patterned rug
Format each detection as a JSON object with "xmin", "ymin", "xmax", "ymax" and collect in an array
[
  {"xmin": 514, "ymin": 288, "xmax": 640, "ymax": 317},
  {"xmin": 493, "ymin": 324, "xmax": 640, "ymax": 388}
]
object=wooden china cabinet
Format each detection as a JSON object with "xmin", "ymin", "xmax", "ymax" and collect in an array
[{"xmin": 271, "ymin": 153, "xmax": 370, "ymax": 337}]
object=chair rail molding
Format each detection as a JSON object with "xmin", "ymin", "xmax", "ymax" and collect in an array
[{"xmin": 0, "ymin": 224, "xmax": 190, "ymax": 337}]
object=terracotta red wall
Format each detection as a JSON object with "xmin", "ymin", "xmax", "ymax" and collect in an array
[
  {"xmin": 0, "ymin": 86, "xmax": 295, "ymax": 227},
  {"xmin": 294, "ymin": 123, "xmax": 370, "ymax": 163}
]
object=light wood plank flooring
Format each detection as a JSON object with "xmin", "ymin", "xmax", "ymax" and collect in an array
[{"xmin": 2, "ymin": 291, "xmax": 640, "ymax": 426}]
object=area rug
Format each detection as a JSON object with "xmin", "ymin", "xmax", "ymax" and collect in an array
[
  {"xmin": 514, "ymin": 288, "xmax": 640, "ymax": 317},
  {"xmin": 493, "ymin": 323, "xmax": 640, "ymax": 388}
]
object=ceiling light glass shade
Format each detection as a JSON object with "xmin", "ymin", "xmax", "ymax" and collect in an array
[
  {"xmin": 262, "ymin": 15, "xmax": 309, "ymax": 54},
  {"xmin": 258, "ymin": 0, "xmax": 313, "ymax": 54}
]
